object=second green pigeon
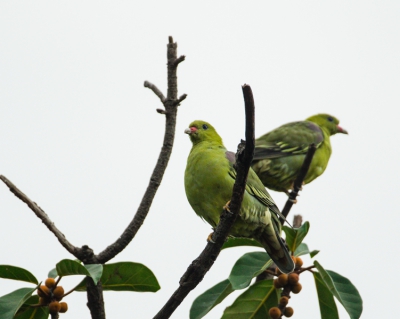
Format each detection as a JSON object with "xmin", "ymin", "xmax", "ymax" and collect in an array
[
  {"xmin": 184, "ymin": 120, "xmax": 294, "ymax": 274},
  {"xmin": 251, "ymin": 114, "xmax": 348, "ymax": 193}
]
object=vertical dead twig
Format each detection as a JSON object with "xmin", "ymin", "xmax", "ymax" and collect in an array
[{"xmin": 96, "ymin": 36, "xmax": 186, "ymax": 264}]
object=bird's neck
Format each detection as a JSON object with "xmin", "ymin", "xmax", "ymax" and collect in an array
[
  {"xmin": 190, "ymin": 140, "xmax": 225, "ymax": 153},
  {"xmin": 320, "ymin": 128, "xmax": 333, "ymax": 153}
]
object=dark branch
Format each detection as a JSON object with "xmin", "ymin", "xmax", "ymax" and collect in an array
[
  {"xmin": 298, "ymin": 265, "xmax": 315, "ymax": 275},
  {"xmin": 96, "ymin": 36, "xmax": 185, "ymax": 264},
  {"xmin": 86, "ymin": 277, "xmax": 105, "ymax": 319},
  {"xmin": 144, "ymin": 81, "xmax": 166, "ymax": 103},
  {"xmin": 173, "ymin": 93, "xmax": 187, "ymax": 106},
  {"xmin": 173, "ymin": 55, "xmax": 186, "ymax": 67},
  {"xmin": 153, "ymin": 84, "xmax": 255, "ymax": 319},
  {"xmin": 279, "ymin": 144, "xmax": 316, "ymax": 225},
  {"xmin": 0, "ymin": 175, "xmax": 79, "ymax": 257}
]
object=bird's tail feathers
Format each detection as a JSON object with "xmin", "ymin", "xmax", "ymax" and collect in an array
[{"xmin": 256, "ymin": 231, "xmax": 294, "ymax": 274}]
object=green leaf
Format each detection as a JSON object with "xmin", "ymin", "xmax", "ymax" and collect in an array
[
  {"xmin": 314, "ymin": 261, "xmax": 363, "ymax": 319},
  {"xmin": 293, "ymin": 243, "xmax": 310, "ymax": 256},
  {"xmin": 282, "ymin": 221, "xmax": 310, "ymax": 253},
  {"xmin": 47, "ymin": 268, "xmax": 57, "ymax": 279},
  {"xmin": 222, "ymin": 279, "xmax": 279, "ymax": 319},
  {"xmin": 0, "ymin": 265, "xmax": 38, "ymax": 285},
  {"xmin": 313, "ymin": 272, "xmax": 339, "ymax": 319},
  {"xmin": 75, "ymin": 262, "xmax": 160, "ymax": 292},
  {"xmin": 15, "ymin": 295, "xmax": 49, "ymax": 319},
  {"xmin": 221, "ymin": 237, "xmax": 263, "ymax": 250},
  {"xmin": 190, "ymin": 279, "xmax": 234, "ymax": 319},
  {"xmin": 0, "ymin": 287, "xmax": 37, "ymax": 319},
  {"xmin": 56, "ymin": 259, "xmax": 103, "ymax": 284},
  {"xmin": 310, "ymin": 250, "xmax": 320, "ymax": 258},
  {"xmin": 229, "ymin": 252, "xmax": 272, "ymax": 290}
]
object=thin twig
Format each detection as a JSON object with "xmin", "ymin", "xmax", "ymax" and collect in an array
[
  {"xmin": 172, "ymin": 55, "xmax": 186, "ymax": 67},
  {"xmin": 298, "ymin": 265, "xmax": 316, "ymax": 275},
  {"xmin": 153, "ymin": 84, "xmax": 255, "ymax": 319},
  {"xmin": 279, "ymin": 144, "xmax": 317, "ymax": 225},
  {"xmin": 0, "ymin": 175, "xmax": 79, "ymax": 257},
  {"xmin": 54, "ymin": 276, "xmax": 62, "ymax": 287},
  {"xmin": 144, "ymin": 81, "xmax": 166, "ymax": 103},
  {"xmin": 96, "ymin": 36, "xmax": 185, "ymax": 264},
  {"xmin": 264, "ymin": 269, "xmax": 277, "ymax": 276},
  {"xmin": 173, "ymin": 93, "xmax": 187, "ymax": 106}
]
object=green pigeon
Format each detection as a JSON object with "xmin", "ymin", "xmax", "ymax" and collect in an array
[
  {"xmin": 251, "ymin": 114, "xmax": 348, "ymax": 193},
  {"xmin": 184, "ymin": 120, "xmax": 294, "ymax": 274}
]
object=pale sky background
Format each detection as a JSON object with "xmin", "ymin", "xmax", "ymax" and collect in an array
[{"xmin": 0, "ymin": 1, "xmax": 398, "ymax": 318}]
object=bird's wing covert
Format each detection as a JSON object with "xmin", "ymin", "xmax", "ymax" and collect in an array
[{"xmin": 253, "ymin": 121, "xmax": 324, "ymax": 159}]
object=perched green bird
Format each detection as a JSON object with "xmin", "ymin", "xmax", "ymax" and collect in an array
[
  {"xmin": 184, "ymin": 120, "xmax": 294, "ymax": 274},
  {"xmin": 251, "ymin": 114, "xmax": 348, "ymax": 193}
]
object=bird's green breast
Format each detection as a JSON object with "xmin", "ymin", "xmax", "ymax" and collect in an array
[
  {"xmin": 184, "ymin": 142, "xmax": 233, "ymax": 227},
  {"xmin": 184, "ymin": 142, "xmax": 274, "ymax": 238},
  {"xmin": 305, "ymin": 129, "xmax": 332, "ymax": 183}
]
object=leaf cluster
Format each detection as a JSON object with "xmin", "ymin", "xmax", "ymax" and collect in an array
[
  {"xmin": 0, "ymin": 259, "xmax": 160, "ymax": 319},
  {"xmin": 190, "ymin": 222, "xmax": 363, "ymax": 319}
]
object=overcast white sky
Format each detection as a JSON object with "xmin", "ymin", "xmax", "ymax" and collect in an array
[{"xmin": 1, "ymin": 1, "xmax": 399, "ymax": 318}]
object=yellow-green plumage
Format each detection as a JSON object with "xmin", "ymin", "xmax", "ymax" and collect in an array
[
  {"xmin": 251, "ymin": 114, "xmax": 348, "ymax": 193},
  {"xmin": 184, "ymin": 120, "xmax": 294, "ymax": 274}
]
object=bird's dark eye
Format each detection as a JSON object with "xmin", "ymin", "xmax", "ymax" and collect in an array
[
  {"xmin": 327, "ymin": 117, "xmax": 333, "ymax": 122},
  {"xmin": 202, "ymin": 124, "xmax": 208, "ymax": 130}
]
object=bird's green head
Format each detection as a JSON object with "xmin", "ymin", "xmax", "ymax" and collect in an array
[
  {"xmin": 306, "ymin": 114, "xmax": 348, "ymax": 136},
  {"xmin": 184, "ymin": 120, "xmax": 223, "ymax": 145}
]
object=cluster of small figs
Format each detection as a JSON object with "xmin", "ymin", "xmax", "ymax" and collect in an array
[
  {"xmin": 37, "ymin": 278, "xmax": 68, "ymax": 314},
  {"xmin": 269, "ymin": 256, "xmax": 303, "ymax": 319}
]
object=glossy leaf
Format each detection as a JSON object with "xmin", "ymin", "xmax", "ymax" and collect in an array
[
  {"xmin": 56, "ymin": 259, "xmax": 103, "ymax": 284},
  {"xmin": 229, "ymin": 252, "xmax": 272, "ymax": 290},
  {"xmin": 15, "ymin": 295, "xmax": 49, "ymax": 319},
  {"xmin": 222, "ymin": 279, "xmax": 279, "ymax": 319},
  {"xmin": 190, "ymin": 279, "xmax": 233, "ymax": 319},
  {"xmin": 75, "ymin": 262, "xmax": 160, "ymax": 292},
  {"xmin": 313, "ymin": 272, "xmax": 339, "ymax": 319},
  {"xmin": 47, "ymin": 268, "xmax": 57, "ymax": 279},
  {"xmin": 282, "ymin": 221, "xmax": 310, "ymax": 253},
  {"xmin": 0, "ymin": 287, "xmax": 37, "ymax": 319},
  {"xmin": 0, "ymin": 265, "xmax": 38, "ymax": 285},
  {"xmin": 221, "ymin": 237, "xmax": 262, "ymax": 250},
  {"xmin": 314, "ymin": 261, "xmax": 363, "ymax": 319},
  {"xmin": 310, "ymin": 250, "xmax": 320, "ymax": 258},
  {"xmin": 293, "ymin": 243, "xmax": 310, "ymax": 256}
]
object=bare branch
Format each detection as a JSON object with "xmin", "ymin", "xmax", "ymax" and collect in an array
[
  {"xmin": 144, "ymin": 81, "xmax": 166, "ymax": 103},
  {"xmin": 86, "ymin": 277, "xmax": 105, "ymax": 318},
  {"xmin": 279, "ymin": 144, "xmax": 316, "ymax": 225},
  {"xmin": 172, "ymin": 55, "xmax": 186, "ymax": 67},
  {"xmin": 153, "ymin": 84, "xmax": 255, "ymax": 319},
  {"xmin": 0, "ymin": 175, "xmax": 79, "ymax": 257},
  {"xmin": 96, "ymin": 36, "xmax": 185, "ymax": 264},
  {"xmin": 156, "ymin": 108, "xmax": 167, "ymax": 114},
  {"xmin": 173, "ymin": 93, "xmax": 187, "ymax": 106},
  {"xmin": 298, "ymin": 265, "xmax": 315, "ymax": 274}
]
